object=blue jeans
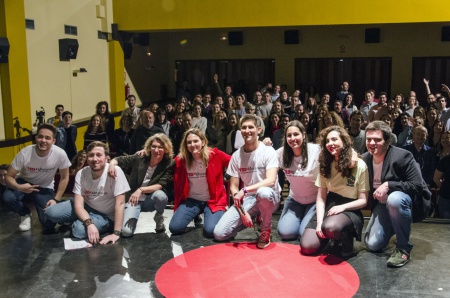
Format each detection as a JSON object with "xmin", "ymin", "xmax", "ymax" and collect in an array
[
  {"xmin": 169, "ymin": 198, "xmax": 224, "ymax": 238},
  {"xmin": 122, "ymin": 190, "xmax": 168, "ymax": 237},
  {"xmin": 437, "ymin": 195, "xmax": 450, "ymax": 219},
  {"xmin": 214, "ymin": 187, "xmax": 280, "ymax": 241},
  {"xmin": 364, "ymin": 191, "xmax": 413, "ymax": 252},
  {"xmin": 277, "ymin": 197, "xmax": 316, "ymax": 240},
  {"xmin": 72, "ymin": 205, "xmax": 114, "ymax": 239},
  {"xmin": 2, "ymin": 178, "xmax": 56, "ymax": 231}
]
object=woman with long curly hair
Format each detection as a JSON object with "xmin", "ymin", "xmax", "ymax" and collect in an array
[
  {"xmin": 276, "ymin": 121, "xmax": 321, "ymax": 240},
  {"xmin": 83, "ymin": 114, "xmax": 108, "ymax": 150},
  {"xmin": 70, "ymin": 150, "xmax": 87, "ymax": 175},
  {"xmin": 300, "ymin": 126, "xmax": 369, "ymax": 256},
  {"xmin": 169, "ymin": 128, "xmax": 231, "ymax": 238}
]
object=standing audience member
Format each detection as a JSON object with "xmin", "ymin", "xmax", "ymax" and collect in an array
[
  {"xmin": 2, "ymin": 124, "xmax": 71, "ymax": 233},
  {"xmin": 55, "ymin": 111, "xmax": 78, "ymax": 161},
  {"xmin": 300, "ymin": 126, "xmax": 368, "ymax": 256},
  {"xmin": 191, "ymin": 103, "xmax": 208, "ymax": 133},
  {"xmin": 109, "ymin": 134, "xmax": 174, "ymax": 236},
  {"xmin": 47, "ymin": 104, "xmax": 64, "ymax": 127},
  {"xmin": 214, "ymin": 114, "xmax": 281, "ymax": 249},
  {"xmin": 121, "ymin": 95, "xmax": 141, "ymax": 129},
  {"xmin": 170, "ymin": 128, "xmax": 231, "ymax": 238},
  {"xmin": 363, "ymin": 121, "xmax": 430, "ymax": 268}
]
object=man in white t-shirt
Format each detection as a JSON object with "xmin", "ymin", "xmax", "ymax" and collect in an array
[
  {"xmin": 214, "ymin": 114, "xmax": 281, "ymax": 249},
  {"xmin": 2, "ymin": 124, "xmax": 71, "ymax": 233},
  {"xmin": 46, "ymin": 141, "xmax": 130, "ymax": 245}
]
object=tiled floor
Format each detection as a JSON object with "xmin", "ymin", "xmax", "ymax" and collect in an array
[{"xmin": 0, "ymin": 205, "xmax": 449, "ymax": 297}]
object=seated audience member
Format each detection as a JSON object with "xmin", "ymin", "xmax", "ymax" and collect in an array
[
  {"xmin": 259, "ymin": 91, "xmax": 273, "ymax": 121},
  {"xmin": 437, "ymin": 131, "xmax": 450, "ymax": 160},
  {"xmin": 191, "ymin": 103, "xmax": 208, "ymax": 133},
  {"xmin": 70, "ymin": 150, "xmax": 87, "ymax": 175},
  {"xmin": 336, "ymin": 81, "xmax": 350, "ymax": 102},
  {"xmin": 425, "ymin": 107, "xmax": 438, "ymax": 146},
  {"xmin": 276, "ymin": 121, "xmax": 320, "ymax": 240},
  {"xmin": 405, "ymin": 96, "xmax": 418, "ymax": 117},
  {"xmin": 432, "ymin": 120, "xmax": 445, "ymax": 148},
  {"xmin": 360, "ymin": 91, "xmax": 377, "ymax": 125},
  {"xmin": 270, "ymin": 100, "xmax": 285, "ymax": 118},
  {"xmin": 284, "ymin": 96, "xmax": 300, "ymax": 117},
  {"xmin": 380, "ymin": 114, "xmax": 398, "ymax": 146},
  {"xmin": 319, "ymin": 111, "xmax": 345, "ymax": 132},
  {"xmin": 234, "ymin": 94, "xmax": 247, "ymax": 118},
  {"xmin": 394, "ymin": 113, "xmax": 413, "ymax": 147},
  {"xmin": 149, "ymin": 103, "xmax": 159, "ymax": 115},
  {"xmin": 206, "ymin": 110, "xmax": 228, "ymax": 151},
  {"xmin": 245, "ymin": 102, "xmax": 265, "ymax": 138},
  {"xmin": 368, "ymin": 92, "xmax": 388, "ymax": 122},
  {"xmin": 164, "ymin": 102, "xmax": 175, "ymax": 122},
  {"xmin": 55, "ymin": 111, "xmax": 78, "ymax": 161},
  {"xmin": 202, "ymin": 93, "xmax": 213, "ymax": 120},
  {"xmin": 300, "ymin": 126, "xmax": 368, "ymax": 257},
  {"xmin": 109, "ymin": 134, "xmax": 174, "ymax": 236},
  {"xmin": 306, "ymin": 96, "xmax": 318, "ymax": 115},
  {"xmin": 2, "ymin": 124, "xmax": 71, "ymax": 233},
  {"xmin": 224, "ymin": 95, "xmax": 236, "ymax": 115},
  {"xmin": 129, "ymin": 111, "xmax": 164, "ymax": 154},
  {"xmin": 363, "ymin": 121, "xmax": 431, "ymax": 268},
  {"xmin": 343, "ymin": 93, "xmax": 358, "ymax": 116},
  {"xmin": 112, "ymin": 116, "xmax": 134, "ymax": 156},
  {"xmin": 156, "ymin": 109, "xmax": 171, "ymax": 136},
  {"xmin": 47, "ymin": 104, "xmax": 64, "ymax": 127},
  {"xmin": 271, "ymin": 113, "xmax": 290, "ymax": 150},
  {"xmin": 278, "ymin": 91, "xmax": 291, "ymax": 110},
  {"xmin": 96, "ymin": 101, "xmax": 115, "ymax": 142},
  {"xmin": 46, "ymin": 141, "xmax": 130, "ymax": 245},
  {"xmin": 334, "ymin": 100, "xmax": 350, "ymax": 127},
  {"xmin": 299, "ymin": 112, "xmax": 314, "ymax": 142},
  {"xmin": 0, "ymin": 164, "xmax": 9, "ymax": 207},
  {"xmin": 214, "ymin": 114, "xmax": 281, "ymax": 249},
  {"xmin": 402, "ymin": 126, "xmax": 436, "ymax": 186},
  {"xmin": 121, "ymin": 95, "xmax": 141, "ymax": 129},
  {"xmin": 169, "ymin": 128, "xmax": 231, "ymax": 238},
  {"xmin": 173, "ymin": 112, "xmax": 193, "ymax": 155},
  {"xmin": 84, "ymin": 114, "xmax": 108, "ymax": 150},
  {"xmin": 434, "ymin": 154, "xmax": 450, "ymax": 218},
  {"xmin": 225, "ymin": 113, "xmax": 242, "ymax": 155},
  {"xmin": 264, "ymin": 112, "xmax": 281, "ymax": 139},
  {"xmin": 348, "ymin": 111, "xmax": 366, "ymax": 154}
]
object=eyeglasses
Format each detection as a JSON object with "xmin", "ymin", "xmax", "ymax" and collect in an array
[{"xmin": 151, "ymin": 145, "xmax": 164, "ymax": 150}]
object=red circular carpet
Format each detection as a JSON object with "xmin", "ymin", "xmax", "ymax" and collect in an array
[{"xmin": 155, "ymin": 242, "xmax": 359, "ymax": 297}]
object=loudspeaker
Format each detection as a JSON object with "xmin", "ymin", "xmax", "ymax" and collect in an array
[
  {"xmin": 59, "ymin": 38, "xmax": 79, "ymax": 61},
  {"xmin": 365, "ymin": 28, "xmax": 380, "ymax": 43},
  {"xmin": 123, "ymin": 42, "xmax": 132, "ymax": 59},
  {"xmin": 442, "ymin": 26, "xmax": 450, "ymax": 42},
  {"xmin": 228, "ymin": 31, "xmax": 243, "ymax": 46},
  {"xmin": 138, "ymin": 33, "xmax": 150, "ymax": 46},
  {"xmin": 111, "ymin": 23, "xmax": 119, "ymax": 41},
  {"xmin": 0, "ymin": 37, "xmax": 10, "ymax": 63},
  {"xmin": 284, "ymin": 30, "xmax": 299, "ymax": 44}
]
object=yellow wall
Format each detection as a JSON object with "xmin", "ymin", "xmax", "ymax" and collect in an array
[{"xmin": 112, "ymin": 0, "xmax": 450, "ymax": 31}]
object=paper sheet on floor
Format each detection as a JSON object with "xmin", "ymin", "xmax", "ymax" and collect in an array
[{"xmin": 64, "ymin": 238, "xmax": 93, "ymax": 250}]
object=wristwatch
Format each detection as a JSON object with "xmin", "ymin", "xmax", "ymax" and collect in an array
[
  {"xmin": 83, "ymin": 218, "xmax": 93, "ymax": 227},
  {"xmin": 113, "ymin": 230, "xmax": 121, "ymax": 237}
]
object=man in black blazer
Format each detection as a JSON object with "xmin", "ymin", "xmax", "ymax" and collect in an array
[{"xmin": 362, "ymin": 121, "xmax": 427, "ymax": 268}]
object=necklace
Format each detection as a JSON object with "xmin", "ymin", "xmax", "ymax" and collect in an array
[{"xmin": 195, "ymin": 159, "xmax": 203, "ymax": 169}]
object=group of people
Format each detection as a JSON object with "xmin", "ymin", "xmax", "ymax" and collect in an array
[{"xmin": 1, "ymin": 78, "xmax": 446, "ymax": 270}]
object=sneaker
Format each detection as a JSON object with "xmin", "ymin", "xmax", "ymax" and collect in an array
[
  {"xmin": 19, "ymin": 214, "xmax": 31, "ymax": 232},
  {"xmin": 387, "ymin": 248, "xmax": 410, "ymax": 268},
  {"xmin": 194, "ymin": 215, "xmax": 203, "ymax": 227},
  {"xmin": 257, "ymin": 229, "xmax": 271, "ymax": 249},
  {"xmin": 154, "ymin": 213, "xmax": 165, "ymax": 232},
  {"xmin": 340, "ymin": 236, "xmax": 354, "ymax": 257}
]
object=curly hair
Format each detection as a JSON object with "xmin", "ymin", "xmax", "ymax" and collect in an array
[
  {"xmin": 282, "ymin": 120, "xmax": 309, "ymax": 170},
  {"xmin": 318, "ymin": 111, "xmax": 344, "ymax": 132},
  {"xmin": 317, "ymin": 126, "xmax": 353, "ymax": 179}
]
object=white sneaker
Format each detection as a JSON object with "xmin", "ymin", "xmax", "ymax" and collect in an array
[{"xmin": 19, "ymin": 214, "xmax": 31, "ymax": 231}]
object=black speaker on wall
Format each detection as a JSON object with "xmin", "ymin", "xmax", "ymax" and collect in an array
[
  {"xmin": 111, "ymin": 23, "xmax": 119, "ymax": 41},
  {"xmin": 59, "ymin": 38, "xmax": 79, "ymax": 61},
  {"xmin": 0, "ymin": 37, "xmax": 10, "ymax": 63},
  {"xmin": 284, "ymin": 30, "xmax": 299, "ymax": 44},
  {"xmin": 442, "ymin": 26, "xmax": 450, "ymax": 42},
  {"xmin": 365, "ymin": 28, "xmax": 380, "ymax": 43},
  {"xmin": 228, "ymin": 31, "xmax": 243, "ymax": 46},
  {"xmin": 123, "ymin": 42, "xmax": 132, "ymax": 59}
]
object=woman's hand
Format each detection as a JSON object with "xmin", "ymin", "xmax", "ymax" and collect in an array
[
  {"xmin": 129, "ymin": 190, "xmax": 141, "ymax": 207},
  {"xmin": 327, "ymin": 205, "xmax": 346, "ymax": 216},
  {"xmin": 240, "ymin": 211, "xmax": 253, "ymax": 228},
  {"xmin": 262, "ymin": 138, "xmax": 272, "ymax": 146},
  {"xmin": 316, "ymin": 223, "xmax": 326, "ymax": 238}
]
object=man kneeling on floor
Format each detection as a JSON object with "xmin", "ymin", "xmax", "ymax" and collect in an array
[
  {"xmin": 46, "ymin": 141, "xmax": 130, "ymax": 245},
  {"xmin": 213, "ymin": 114, "xmax": 281, "ymax": 249}
]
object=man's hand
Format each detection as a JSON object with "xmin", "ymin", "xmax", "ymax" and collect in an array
[
  {"xmin": 373, "ymin": 182, "xmax": 389, "ymax": 203},
  {"xmin": 233, "ymin": 191, "xmax": 244, "ymax": 208},
  {"xmin": 100, "ymin": 234, "xmax": 120, "ymax": 245},
  {"xmin": 45, "ymin": 199, "xmax": 57, "ymax": 209},
  {"xmin": 129, "ymin": 190, "xmax": 141, "ymax": 207},
  {"xmin": 87, "ymin": 224, "xmax": 100, "ymax": 245},
  {"xmin": 18, "ymin": 183, "xmax": 39, "ymax": 194},
  {"xmin": 240, "ymin": 211, "xmax": 253, "ymax": 228}
]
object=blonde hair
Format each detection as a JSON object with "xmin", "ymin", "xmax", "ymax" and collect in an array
[
  {"xmin": 179, "ymin": 128, "xmax": 210, "ymax": 168},
  {"xmin": 144, "ymin": 133, "xmax": 174, "ymax": 159}
]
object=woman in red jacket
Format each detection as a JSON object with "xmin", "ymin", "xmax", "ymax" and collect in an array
[{"xmin": 169, "ymin": 128, "xmax": 231, "ymax": 238}]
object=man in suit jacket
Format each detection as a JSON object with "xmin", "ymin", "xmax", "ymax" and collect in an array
[{"xmin": 362, "ymin": 121, "xmax": 427, "ymax": 268}]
